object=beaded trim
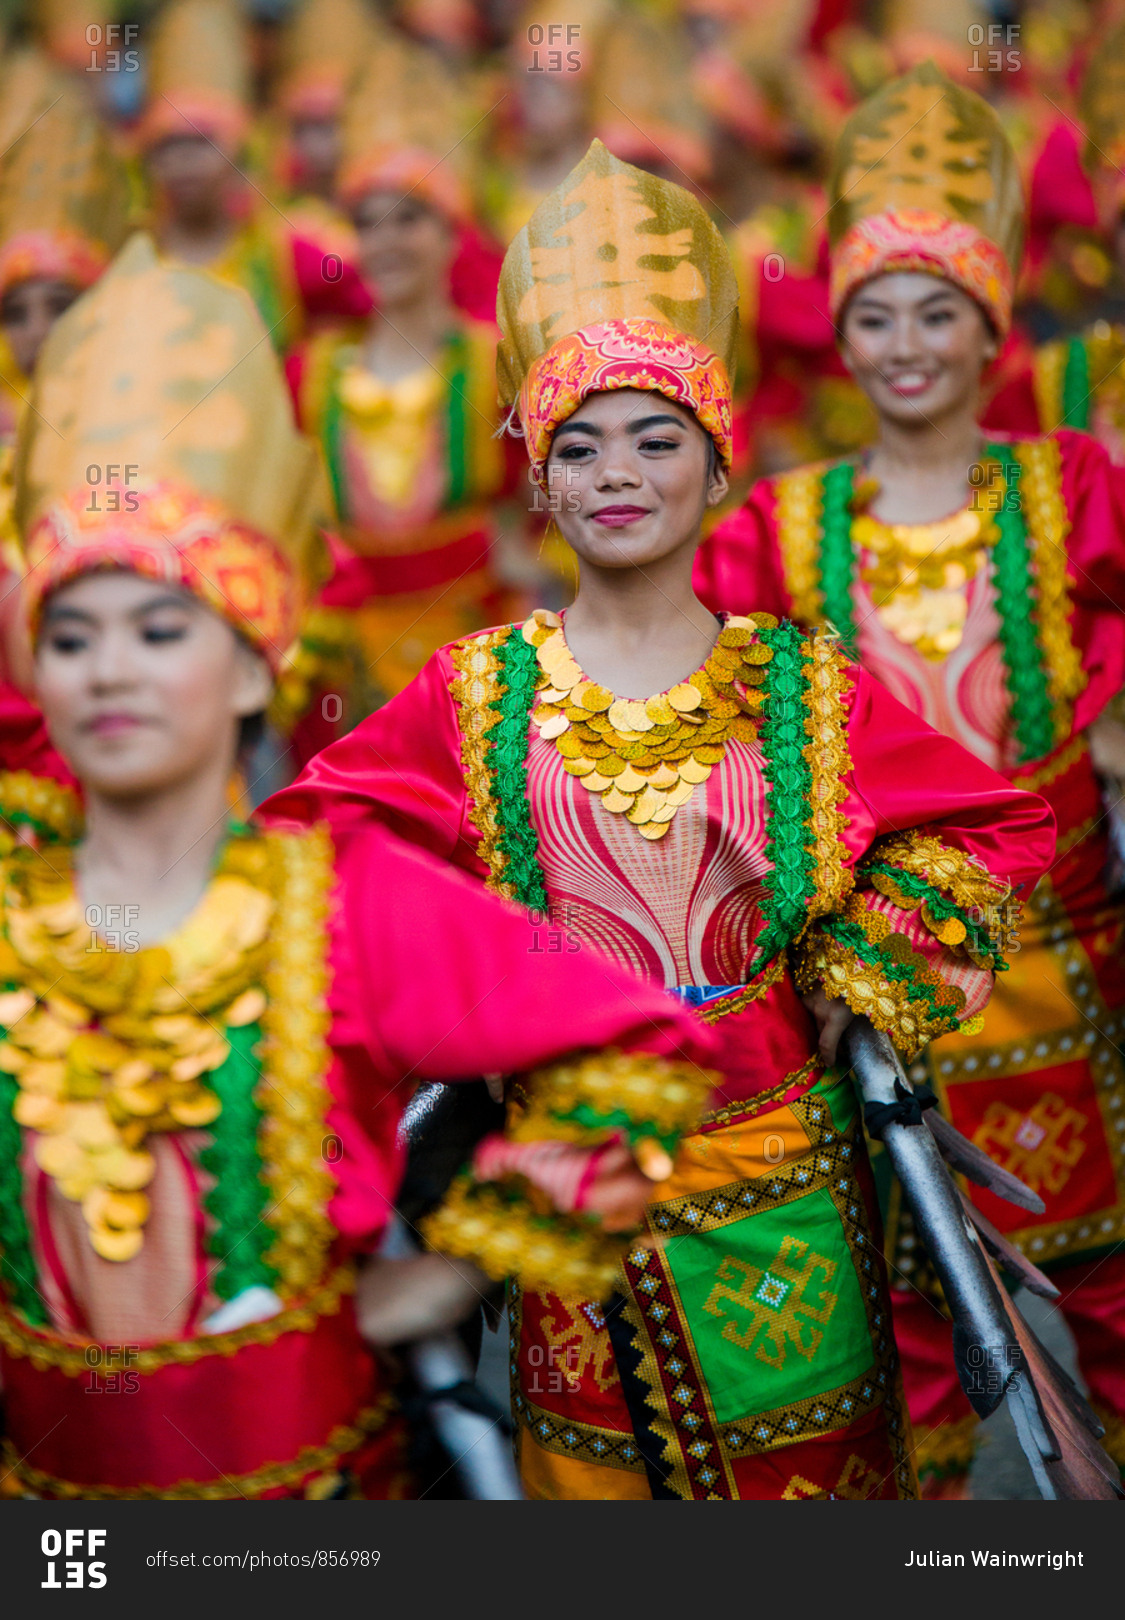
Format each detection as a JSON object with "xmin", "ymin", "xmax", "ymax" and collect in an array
[
  {"xmin": 803, "ymin": 632, "xmax": 855, "ymax": 921},
  {"xmin": 513, "ymin": 1047, "xmax": 717, "ymax": 1153},
  {"xmin": 774, "ymin": 465, "xmax": 827, "ymax": 625},
  {"xmin": 257, "ymin": 825, "xmax": 336, "ymax": 1299},
  {"xmin": 793, "ymin": 894, "xmax": 967, "ymax": 1059},
  {"xmin": 420, "ymin": 1174, "xmax": 632, "ymax": 1302},
  {"xmin": 1011, "ymin": 733, "xmax": 1087, "ymax": 793},
  {"xmin": 1, "ymin": 1391, "xmax": 393, "ymax": 1500},
  {"xmin": 1014, "ymin": 438, "xmax": 1085, "ymax": 747},
  {"xmin": 449, "ymin": 630, "xmax": 512, "ymax": 898}
]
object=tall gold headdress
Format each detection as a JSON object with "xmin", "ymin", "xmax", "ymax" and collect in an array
[
  {"xmin": 338, "ymin": 33, "xmax": 475, "ymax": 220},
  {"xmin": 590, "ymin": 8, "xmax": 710, "ymax": 183},
  {"xmin": 1080, "ymin": 19, "xmax": 1125, "ymax": 227},
  {"xmin": 35, "ymin": 0, "xmax": 119, "ymax": 72},
  {"xmin": 0, "ymin": 86, "xmax": 130, "ymax": 301},
  {"xmin": 275, "ymin": 0, "xmax": 386, "ymax": 120},
  {"xmin": 497, "ymin": 139, "xmax": 738, "ymax": 477},
  {"xmin": 15, "ymin": 235, "xmax": 325, "ymax": 669},
  {"xmin": 136, "ymin": 0, "xmax": 252, "ymax": 154},
  {"xmin": 828, "ymin": 60, "xmax": 1023, "ymax": 332}
]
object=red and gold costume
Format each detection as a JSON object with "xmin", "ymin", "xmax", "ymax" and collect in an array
[
  {"xmin": 278, "ymin": 36, "xmax": 520, "ymax": 740},
  {"xmin": 0, "ymin": 234, "xmax": 717, "ymax": 1500},
  {"xmin": 697, "ymin": 63, "xmax": 1125, "ymax": 1490},
  {"xmin": 264, "ymin": 144, "xmax": 1054, "ymax": 1500}
]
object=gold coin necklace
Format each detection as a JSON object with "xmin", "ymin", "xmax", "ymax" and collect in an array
[{"xmin": 524, "ymin": 608, "xmax": 777, "ymax": 841}]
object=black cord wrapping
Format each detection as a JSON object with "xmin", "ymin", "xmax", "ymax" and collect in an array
[{"xmin": 863, "ymin": 1078, "xmax": 937, "ymax": 1139}]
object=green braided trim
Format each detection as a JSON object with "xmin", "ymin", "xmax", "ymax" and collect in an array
[
  {"xmin": 0, "ymin": 1067, "xmax": 47, "ymax": 1325},
  {"xmin": 1060, "ymin": 336, "xmax": 1090, "ymax": 431},
  {"xmin": 444, "ymin": 327, "xmax": 470, "ymax": 507},
  {"xmin": 199, "ymin": 1022, "xmax": 278, "ymax": 1303},
  {"xmin": 750, "ymin": 621, "xmax": 817, "ymax": 973},
  {"xmin": 818, "ymin": 914, "xmax": 957, "ymax": 1029},
  {"xmin": 860, "ymin": 861, "xmax": 1008, "ymax": 971},
  {"xmin": 490, "ymin": 631, "xmax": 550, "ymax": 913},
  {"xmin": 985, "ymin": 441, "xmax": 1057, "ymax": 762},
  {"xmin": 322, "ymin": 352, "xmax": 350, "ymax": 522},
  {"xmin": 816, "ymin": 460, "xmax": 859, "ymax": 651},
  {"xmin": 242, "ymin": 233, "xmax": 288, "ymax": 353}
]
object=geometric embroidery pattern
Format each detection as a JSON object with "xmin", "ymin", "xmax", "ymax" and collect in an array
[
  {"xmin": 781, "ymin": 1452, "xmax": 885, "ymax": 1499},
  {"xmin": 618, "ymin": 1087, "xmax": 914, "ymax": 1500},
  {"xmin": 516, "ymin": 1393, "xmax": 647, "ymax": 1474},
  {"xmin": 973, "ymin": 1092, "xmax": 1087, "ymax": 1195},
  {"xmin": 702, "ymin": 1240, "xmax": 839, "ymax": 1368}
]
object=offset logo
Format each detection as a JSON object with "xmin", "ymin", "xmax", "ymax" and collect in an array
[{"xmin": 41, "ymin": 1529, "xmax": 107, "ymax": 1588}]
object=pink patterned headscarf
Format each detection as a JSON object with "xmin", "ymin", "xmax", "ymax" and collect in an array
[{"xmin": 830, "ymin": 207, "xmax": 1013, "ymax": 336}]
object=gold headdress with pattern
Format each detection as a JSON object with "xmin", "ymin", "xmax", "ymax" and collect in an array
[
  {"xmin": 497, "ymin": 139, "xmax": 738, "ymax": 477},
  {"xmin": 15, "ymin": 235, "xmax": 326, "ymax": 669},
  {"xmin": 275, "ymin": 0, "xmax": 387, "ymax": 120},
  {"xmin": 828, "ymin": 59, "xmax": 1023, "ymax": 332},
  {"xmin": 1080, "ymin": 19, "xmax": 1125, "ymax": 226},
  {"xmin": 591, "ymin": 7, "xmax": 711, "ymax": 183},
  {"xmin": 0, "ymin": 85, "xmax": 131, "ymax": 301},
  {"xmin": 136, "ymin": 0, "xmax": 252, "ymax": 154}
]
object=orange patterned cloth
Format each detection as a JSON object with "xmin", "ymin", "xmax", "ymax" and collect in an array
[
  {"xmin": 22, "ymin": 483, "xmax": 300, "ymax": 671},
  {"xmin": 519, "ymin": 316, "xmax": 733, "ymax": 482},
  {"xmin": 830, "ymin": 207, "xmax": 1013, "ymax": 336},
  {"xmin": 0, "ymin": 230, "xmax": 107, "ymax": 299}
]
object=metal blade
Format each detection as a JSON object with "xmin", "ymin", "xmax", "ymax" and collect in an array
[
  {"xmin": 956, "ymin": 1189, "xmax": 1059, "ymax": 1300},
  {"xmin": 926, "ymin": 1110, "xmax": 1046, "ymax": 1214}
]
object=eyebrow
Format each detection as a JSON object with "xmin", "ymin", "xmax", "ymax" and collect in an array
[
  {"xmin": 853, "ymin": 288, "xmax": 957, "ymax": 312},
  {"xmin": 43, "ymin": 593, "xmax": 196, "ymax": 625},
  {"xmin": 554, "ymin": 412, "xmax": 686, "ymax": 439}
]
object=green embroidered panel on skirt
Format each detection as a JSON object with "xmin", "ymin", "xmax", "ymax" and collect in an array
[{"xmin": 619, "ymin": 1072, "xmax": 902, "ymax": 1495}]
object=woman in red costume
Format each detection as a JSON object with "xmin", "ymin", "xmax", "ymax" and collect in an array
[
  {"xmin": 280, "ymin": 33, "xmax": 520, "ymax": 742},
  {"xmin": 264, "ymin": 142, "xmax": 1054, "ymax": 1501},
  {"xmin": 0, "ymin": 234, "xmax": 720, "ymax": 1501},
  {"xmin": 697, "ymin": 62, "xmax": 1125, "ymax": 1495}
]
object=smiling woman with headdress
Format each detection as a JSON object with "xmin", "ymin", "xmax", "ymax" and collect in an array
[
  {"xmin": 263, "ymin": 139, "xmax": 1053, "ymax": 1501},
  {"xmin": 697, "ymin": 60, "xmax": 1125, "ymax": 1496}
]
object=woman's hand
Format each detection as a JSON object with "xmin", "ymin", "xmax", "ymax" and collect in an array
[
  {"xmin": 1088, "ymin": 711, "xmax": 1125, "ymax": 782},
  {"xmin": 800, "ymin": 984, "xmax": 856, "ymax": 1066}
]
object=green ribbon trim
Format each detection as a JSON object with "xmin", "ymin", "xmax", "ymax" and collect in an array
[
  {"xmin": 860, "ymin": 860, "xmax": 1008, "ymax": 971},
  {"xmin": 199, "ymin": 1021, "xmax": 277, "ymax": 1303},
  {"xmin": 1060, "ymin": 336, "xmax": 1091, "ymax": 431},
  {"xmin": 818, "ymin": 914, "xmax": 957, "ymax": 1030},
  {"xmin": 562, "ymin": 1102, "xmax": 678, "ymax": 1155},
  {"xmin": 0, "ymin": 1066, "xmax": 47, "ymax": 1325},
  {"xmin": 985, "ymin": 441, "xmax": 1056, "ymax": 762},
  {"xmin": 444, "ymin": 327, "xmax": 470, "ymax": 508},
  {"xmin": 490, "ymin": 630, "xmax": 550, "ymax": 912},
  {"xmin": 817, "ymin": 459, "xmax": 859, "ymax": 651},
  {"xmin": 748, "ymin": 621, "xmax": 818, "ymax": 974},
  {"xmin": 321, "ymin": 353, "xmax": 350, "ymax": 522}
]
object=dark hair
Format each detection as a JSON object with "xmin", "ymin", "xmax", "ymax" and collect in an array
[{"xmin": 237, "ymin": 711, "xmax": 266, "ymax": 763}]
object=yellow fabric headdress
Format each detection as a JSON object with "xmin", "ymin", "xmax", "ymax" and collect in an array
[
  {"xmin": 338, "ymin": 34, "xmax": 476, "ymax": 221},
  {"xmin": 0, "ymin": 49, "xmax": 69, "ymax": 181},
  {"xmin": 497, "ymin": 139, "xmax": 738, "ymax": 478},
  {"xmin": 591, "ymin": 8, "xmax": 710, "ymax": 183},
  {"xmin": 275, "ymin": 0, "xmax": 386, "ymax": 120},
  {"xmin": 828, "ymin": 60, "xmax": 1023, "ymax": 333},
  {"xmin": 35, "ymin": 0, "xmax": 117, "ymax": 71},
  {"xmin": 136, "ymin": 0, "xmax": 252, "ymax": 154},
  {"xmin": 15, "ymin": 235, "xmax": 326, "ymax": 671},
  {"xmin": 0, "ymin": 86, "xmax": 131, "ymax": 300},
  {"xmin": 1080, "ymin": 19, "xmax": 1125, "ymax": 228}
]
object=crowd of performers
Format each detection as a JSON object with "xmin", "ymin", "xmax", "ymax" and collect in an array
[{"xmin": 0, "ymin": 0, "xmax": 1121, "ymax": 1503}]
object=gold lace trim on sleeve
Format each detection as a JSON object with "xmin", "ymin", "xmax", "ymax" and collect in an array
[
  {"xmin": 774, "ymin": 465, "xmax": 827, "ymax": 625},
  {"xmin": 803, "ymin": 631, "xmax": 855, "ymax": 920},
  {"xmin": 449, "ymin": 630, "xmax": 513, "ymax": 898},
  {"xmin": 1015, "ymin": 437, "xmax": 1086, "ymax": 746},
  {"xmin": 0, "ymin": 771, "xmax": 82, "ymax": 845}
]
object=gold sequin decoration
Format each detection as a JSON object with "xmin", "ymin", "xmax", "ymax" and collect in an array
[
  {"xmin": 774, "ymin": 466, "xmax": 826, "ymax": 625},
  {"xmin": 450, "ymin": 631, "xmax": 514, "ymax": 898},
  {"xmin": 524, "ymin": 608, "xmax": 777, "ymax": 840},
  {"xmin": 803, "ymin": 633, "xmax": 855, "ymax": 919},
  {"xmin": 0, "ymin": 836, "xmax": 278, "ymax": 1261}
]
